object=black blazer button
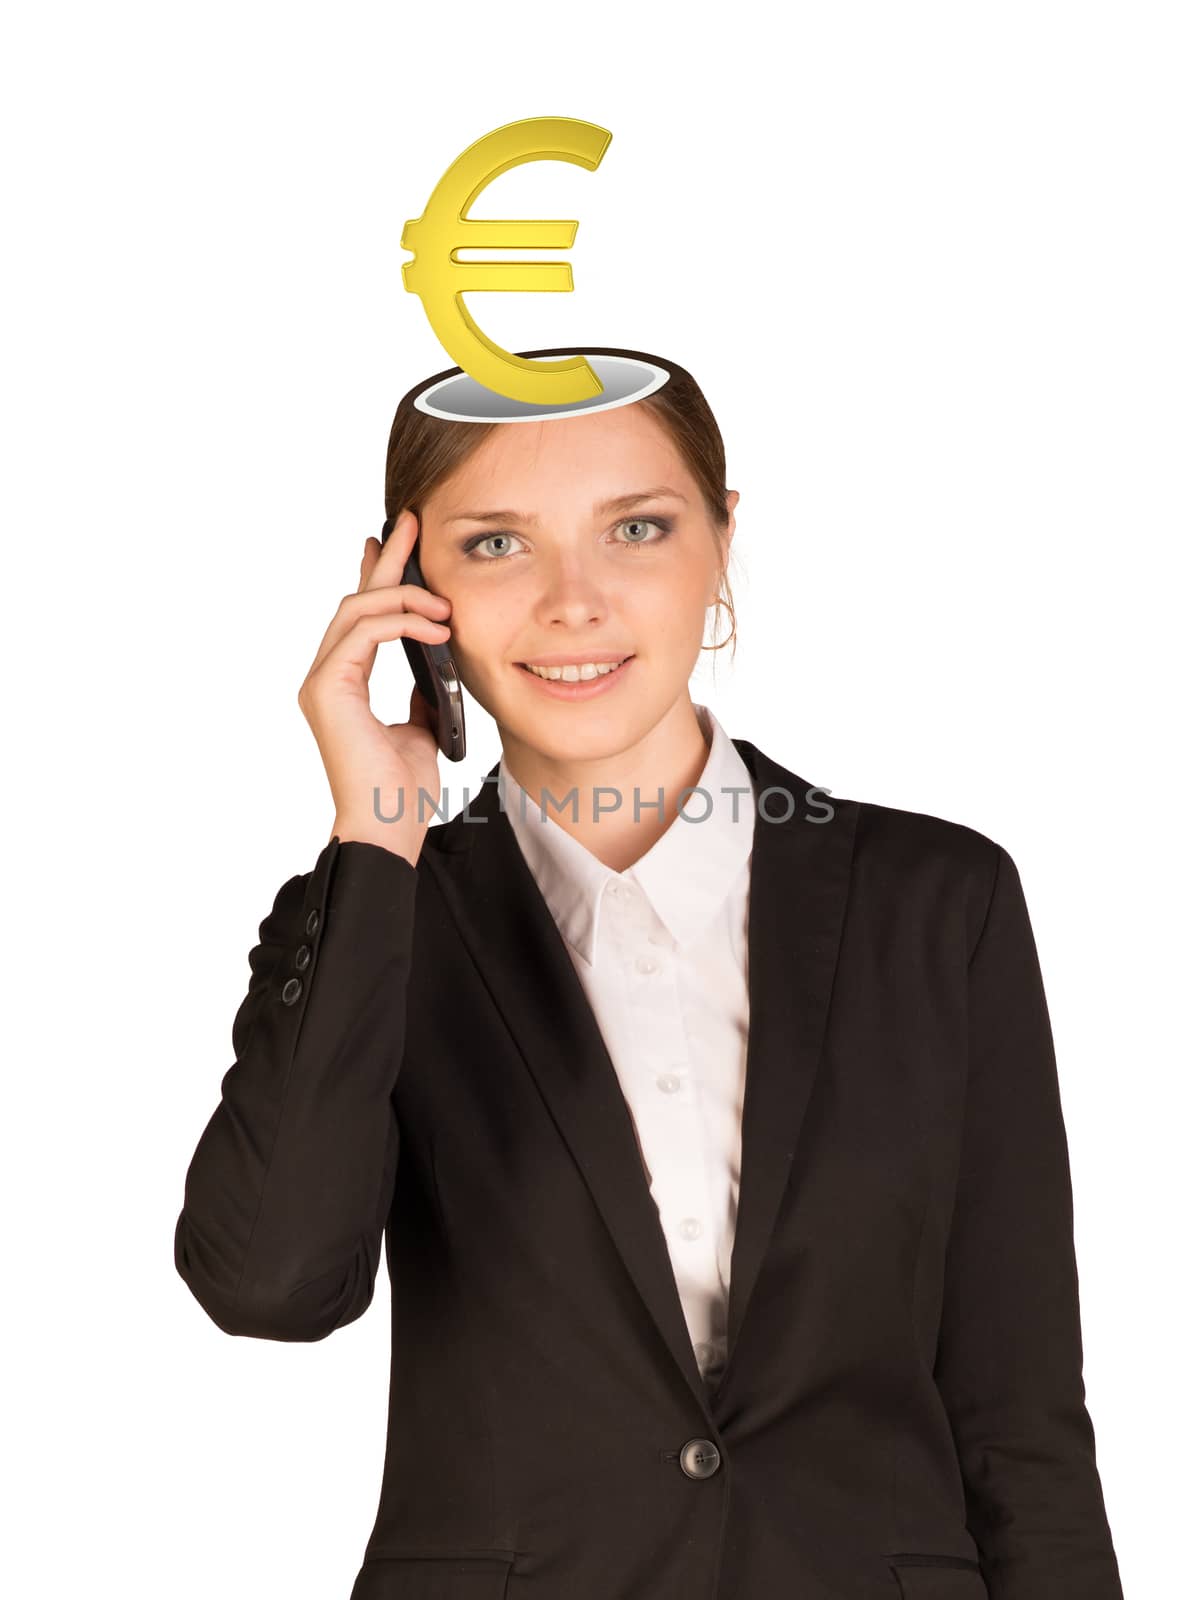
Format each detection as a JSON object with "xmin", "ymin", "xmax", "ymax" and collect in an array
[
  {"xmin": 281, "ymin": 977, "xmax": 303, "ymax": 1005},
  {"xmin": 305, "ymin": 909, "xmax": 320, "ymax": 937},
  {"xmin": 294, "ymin": 944, "xmax": 312, "ymax": 970},
  {"xmin": 679, "ymin": 1438, "xmax": 721, "ymax": 1479}
]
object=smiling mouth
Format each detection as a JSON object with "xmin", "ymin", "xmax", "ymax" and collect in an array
[{"xmin": 518, "ymin": 655, "xmax": 634, "ymax": 682}]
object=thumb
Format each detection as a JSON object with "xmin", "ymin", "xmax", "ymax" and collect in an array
[{"xmin": 405, "ymin": 678, "xmax": 437, "ymax": 737}]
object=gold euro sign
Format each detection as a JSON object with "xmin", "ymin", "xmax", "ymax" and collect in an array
[{"xmin": 401, "ymin": 117, "xmax": 612, "ymax": 406}]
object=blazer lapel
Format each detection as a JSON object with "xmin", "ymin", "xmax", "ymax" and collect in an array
[
  {"xmin": 715, "ymin": 740, "xmax": 859, "ymax": 1402},
  {"xmin": 423, "ymin": 738, "xmax": 858, "ymax": 1415}
]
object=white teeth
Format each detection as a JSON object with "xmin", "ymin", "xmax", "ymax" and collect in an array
[{"xmin": 524, "ymin": 658, "xmax": 629, "ymax": 682}]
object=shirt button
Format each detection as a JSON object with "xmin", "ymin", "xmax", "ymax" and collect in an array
[
  {"xmin": 656, "ymin": 1073, "xmax": 681, "ymax": 1094},
  {"xmin": 678, "ymin": 1217, "xmax": 702, "ymax": 1241},
  {"xmin": 281, "ymin": 977, "xmax": 303, "ymax": 1006},
  {"xmin": 635, "ymin": 955, "xmax": 659, "ymax": 975},
  {"xmin": 305, "ymin": 909, "xmax": 320, "ymax": 936},
  {"xmin": 694, "ymin": 1341, "xmax": 715, "ymax": 1367}
]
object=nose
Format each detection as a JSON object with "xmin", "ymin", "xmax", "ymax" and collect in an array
[{"xmin": 531, "ymin": 549, "xmax": 611, "ymax": 632}]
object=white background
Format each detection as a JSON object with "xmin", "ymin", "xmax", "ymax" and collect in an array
[{"xmin": 3, "ymin": 3, "xmax": 1193, "ymax": 1595}]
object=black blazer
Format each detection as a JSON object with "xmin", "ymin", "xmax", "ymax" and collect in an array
[{"xmin": 174, "ymin": 737, "xmax": 1124, "ymax": 1600}]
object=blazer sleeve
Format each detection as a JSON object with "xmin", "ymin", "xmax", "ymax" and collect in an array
[
  {"xmin": 933, "ymin": 842, "xmax": 1124, "ymax": 1600},
  {"xmin": 173, "ymin": 836, "xmax": 417, "ymax": 1342}
]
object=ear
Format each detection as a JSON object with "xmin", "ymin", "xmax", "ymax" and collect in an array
[
  {"xmin": 724, "ymin": 489, "xmax": 739, "ymax": 542},
  {"xmin": 720, "ymin": 488, "xmax": 739, "ymax": 565}
]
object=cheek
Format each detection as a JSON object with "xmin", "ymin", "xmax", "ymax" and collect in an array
[
  {"xmin": 629, "ymin": 569, "xmax": 709, "ymax": 642},
  {"xmin": 444, "ymin": 593, "xmax": 518, "ymax": 675}
]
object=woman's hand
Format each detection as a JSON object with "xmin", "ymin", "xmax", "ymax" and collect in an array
[{"xmin": 298, "ymin": 510, "xmax": 453, "ymax": 864}]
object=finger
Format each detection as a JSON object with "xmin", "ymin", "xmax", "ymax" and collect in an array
[
  {"xmin": 358, "ymin": 534, "xmax": 384, "ymax": 596},
  {"xmin": 310, "ymin": 609, "xmax": 452, "ymax": 685},
  {"xmin": 308, "ymin": 583, "xmax": 452, "ymax": 676},
  {"xmin": 364, "ymin": 509, "xmax": 420, "ymax": 593}
]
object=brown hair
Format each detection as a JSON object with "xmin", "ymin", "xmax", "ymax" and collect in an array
[{"xmin": 382, "ymin": 346, "xmax": 738, "ymax": 659}]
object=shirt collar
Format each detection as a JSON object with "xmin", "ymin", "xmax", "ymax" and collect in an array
[{"xmin": 498, "ymin": 704, "xmax": 756, "ymax": 966}]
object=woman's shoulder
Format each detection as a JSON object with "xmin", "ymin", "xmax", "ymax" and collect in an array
[
  {"xmin": 736, "ymin": 734, "xmax": 1008, "ymax": 898},
  {"xmin": 849, "ymin": 789, "xmax": 1001, "ymax": 858},
  {"xmin": 823, "ymin": 784, "xmax": 1008, "ymax": 904},
  {"xmin": 816, "ymin": 790, "xmax": 1008, "ymax": 954}
]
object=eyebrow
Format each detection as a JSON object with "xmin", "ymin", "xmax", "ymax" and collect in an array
[{"xmin": 446, "ymin": 486, "xmax": 687, "ymax": 525}]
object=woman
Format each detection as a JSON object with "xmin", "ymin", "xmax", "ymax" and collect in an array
[{"xmin": 174, "ymin": 349, "xmax": 1124, "ymax": 1600}]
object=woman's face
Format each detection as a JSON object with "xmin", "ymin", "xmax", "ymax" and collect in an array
[{"xmin": 416, "ymin": 401, "xmax": 737, "ymax": 767}]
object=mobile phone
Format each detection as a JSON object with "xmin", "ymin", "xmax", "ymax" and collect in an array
[{"xmin": 379, "ymin": 514, "xmax": 466, "ymax": 762}]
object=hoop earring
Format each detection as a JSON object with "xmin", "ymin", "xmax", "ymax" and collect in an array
[{"xmin": 701, "ymin": 595, "xmax": 735, "ymax": 652}]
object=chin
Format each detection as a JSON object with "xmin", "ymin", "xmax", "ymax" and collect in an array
[{"xmin": 506, "ymin": 704, "xmax": 647, "ymax": 760}]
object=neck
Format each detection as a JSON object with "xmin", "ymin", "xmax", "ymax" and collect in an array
[{"xmin": 499, "ymin": 695, "xmax": 714, "ymax": 873}]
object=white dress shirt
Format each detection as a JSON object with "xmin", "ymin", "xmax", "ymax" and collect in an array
[{"xmin": 498, "ymin": 703, "xmax": 755, "ymax": 1387}]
